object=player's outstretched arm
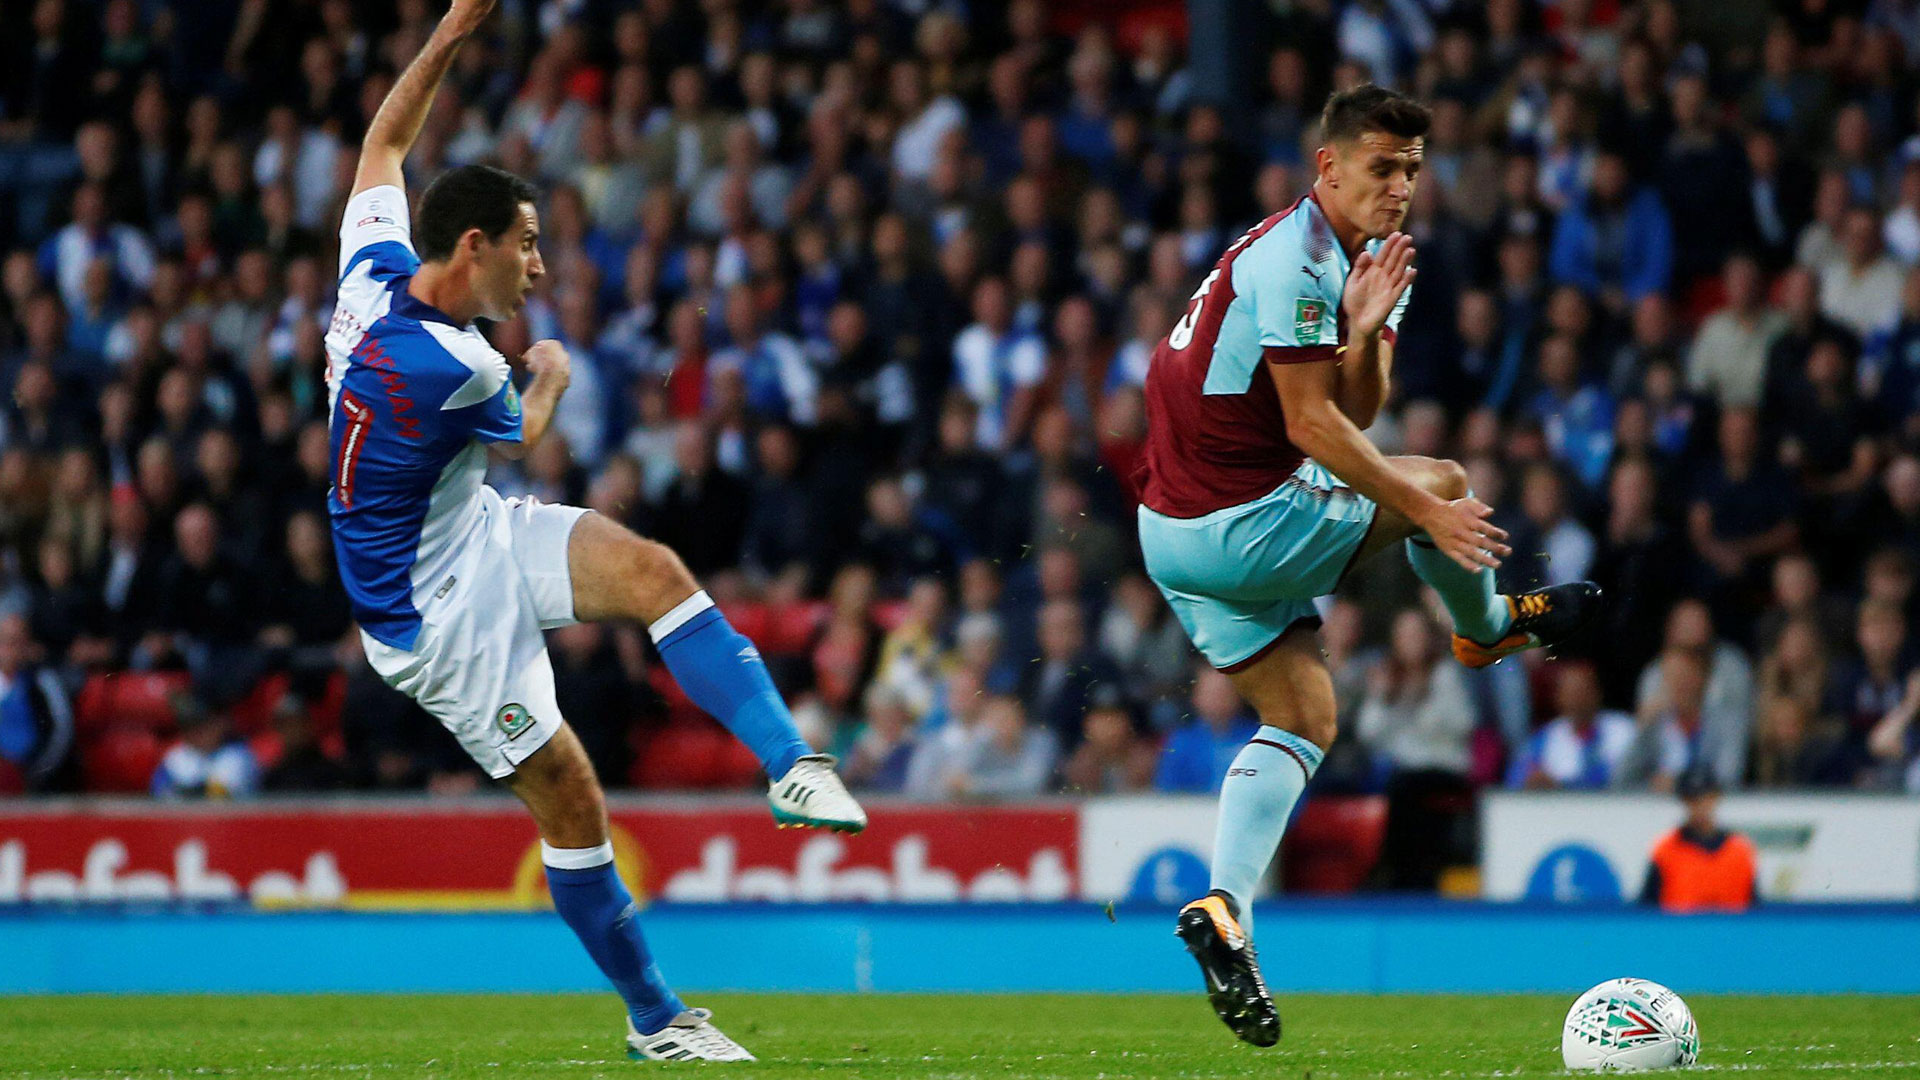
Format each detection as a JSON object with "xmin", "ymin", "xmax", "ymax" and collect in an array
[{"xmin": 351, "ymin": 0, "xmax": 497, "ymax": 198}]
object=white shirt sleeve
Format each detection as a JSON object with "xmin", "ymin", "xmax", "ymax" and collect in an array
[{"xmin": 338, "ymin": 185, "xmax": 415, "ymax": 277}]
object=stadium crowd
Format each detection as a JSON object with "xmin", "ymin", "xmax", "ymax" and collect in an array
[{"xmin": 0, "ymin": 0, "xmax": 1917, "ymax": 859}]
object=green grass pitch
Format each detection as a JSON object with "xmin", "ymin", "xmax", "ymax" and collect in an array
[{"xmin": 2, "ymin": 993, "xmax": 1916, "ymax": 1078}]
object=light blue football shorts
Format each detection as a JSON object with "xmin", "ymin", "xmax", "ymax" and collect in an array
[{"xmin": 1138, "ymin": 460, "xmax": 1378, "ymax": 671}]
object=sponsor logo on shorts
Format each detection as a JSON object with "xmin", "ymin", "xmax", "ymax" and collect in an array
[
  {"xmin": 356, "ymin": 215, "xmax": 395, "ymax": 228},
  {"xmin": 737, "ymin": 644, "xmax": 761, "ymax": 662},
  {"xmin": 496, "ymin": 702, "xmax": 535, "ymax": 740},
  {"xmin": 1227, "ymin": 767, "xmax": 1258, "ymax": 777},
  {"xmin": 1293, "ymin": 298, "xmax": 1326, "ymax": 344},
  {"xmin": 505, "ymin": 383, "xmax": 522, "ymax": 417}
]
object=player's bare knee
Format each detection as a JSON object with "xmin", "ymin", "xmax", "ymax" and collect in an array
[
  {"xmin": 1432, "ymin": 458, "xmax": 1469, "ymax": 501},
  {"xmin": 626, "ymin": 537, "xmax": 699, "ymax": 616}
]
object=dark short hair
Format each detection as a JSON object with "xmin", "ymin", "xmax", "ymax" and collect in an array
[
  {"xmin": 1321, "ymin": 85, "xmax": 1431, "ymax": 144},
  {"xmin": 415, "ymin": 164, "xmax": 539, "ymax": 262}
]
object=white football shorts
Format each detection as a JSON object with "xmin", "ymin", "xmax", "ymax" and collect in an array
[{"xmin": 360, "ymin": 487, "xmax": 590, "ymax": 778}]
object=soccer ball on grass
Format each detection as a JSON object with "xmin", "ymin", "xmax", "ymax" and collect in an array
[{"xmin": 1561, "ymin": 977, "xmax": 1699, "ymax": 1071}]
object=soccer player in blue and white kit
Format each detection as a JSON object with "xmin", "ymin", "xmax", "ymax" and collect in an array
[
  {"xmin": 326, "ymin": 0, "xmax": 864, "ymax": 1061},
  {"xmin": 1135, "ymin": 87, "xmax": 1602, "ymax": 1045}
]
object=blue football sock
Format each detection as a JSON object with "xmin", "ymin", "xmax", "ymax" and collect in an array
[
  {"xmin": 1210, "ymin": 726, "xmax": 1324, "ymax": 940},
  {"xmin": 543, "ymin": 842, "xmax": 685, "ymax": 1035},
  {"xmin": 1406, "ymin": 535, "xmax": 1511, "ymax": 645},
  {"xmin": 651, "ymin": 590, "xmax": 810, "ymax": 780}
]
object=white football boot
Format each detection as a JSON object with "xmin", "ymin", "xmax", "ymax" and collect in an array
[
  {"xmin": 768, "ymin": 753, "xmax": 868, "ymax": 833},
  {"xmin": 626, "ymin": 1008, "xmax": 756, "ymax": 1062}
]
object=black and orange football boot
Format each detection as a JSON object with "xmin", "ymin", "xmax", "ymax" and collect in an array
[
  {"xmin": 1452, "ymin": 582, "xmax": 1603, "ymax": 669},
  {"xmin": 1176, "ymin": 890, "xmax": 1280, "ymax": 1047}
]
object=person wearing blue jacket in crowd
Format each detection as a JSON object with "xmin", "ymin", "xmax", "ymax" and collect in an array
[{"xmin": 1549, "ymin": 149, "xmax": 1674, "ymax": 307}]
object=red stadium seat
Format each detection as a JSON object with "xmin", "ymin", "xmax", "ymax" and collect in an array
[
  {"xmin": 312, "ymin": 671, "xmax": 347, "ymax": 740},
  {"xmin": 628, "ymin": 720, "xmax": 728, "ymax": 790},
  {"xmin": 76, "ymin": 672, "xmax": 191, "ymax": 734},
  {"xmin": 82, "ymin": 727, "xmax": 167, "ymax": 794},
  {"xmin": 710, "ymin": 736, "xmax": 765, "ymax": 790},
  {"xmin": 73, "ymin": 674, "xmax": 114, "ymax": 734},
  {"xmin": 230, "ymin": 673, "xmax": 291, "ymax": 736},
  {"xmin": 1282, "ymin": 796, "xmax": 1388, "ymax": 895},
  {"xmin": 760, "ymin": 601, "xmax": 825, "ymax": 656},
  {"xmin": 718, "ymin": 602, "xmax": 770, "ymax": 648}
]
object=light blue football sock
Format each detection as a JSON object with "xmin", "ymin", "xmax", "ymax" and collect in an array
[
  {"xmin": 1210, "ymin": 726, "xmax": 1324, "ymax": 940},
  {"xmin": 543, "ymin": 842, "xmax": 685, "ymax": 1035},
  {"xmin": 651, "ymin": 591, "xmax": 810, "ymax": 780},
  {"xmin": 1406, "ymin": 535, "xmax": 1511, "ymax": 645}
]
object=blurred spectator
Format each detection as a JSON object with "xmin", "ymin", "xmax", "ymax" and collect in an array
[
  {"xmin": 151, "ymin": 503, "xmax": 261, "ymax": 704},
  {"xmin": 1823, "ymin": 600, "xmax": 1916, "ymax": 762},
  {"xmin": 652, "ymin": 424, "xmax": 750, "ymax": 578},
  {"xmin": 0, "ymin": 612, "xmax": 74, "ymax": 792},
  {"xmin": 1754, "ymin": 554, "xmax": 1854, "ymax": 656},
  {"xmin": 1687, "ymin": 252, "xmax": 1788, "ymax": 410},
  {"xmin": 871, "ymin": 578, "xmax": 949, "ymax": 717},
  {"xmin": 1819, "ymin": 206, "xmax": 1905, "ymax": 342},
  {"xmin": 1357, "ymin": 609, "xmax": 1475, "ymax": 889},
  {"xmin": 1548, "ymin": 149, "xmax": 1672, "ymax": 309},
  {"xmin": 905, "ymin": 665, "xmax": 986, "ymax": 799},
  {"xmin": 1589, "ymin": 457, "xmax": 1690, "ymax": 704},
  {"xmin": 1640, "ymin": 766, "xmax": 1758, "ymax": 913},
  {"xmin": 843, "ymin": 682, "xmax": 919, "ymax": 794},
  {"xmin": 1506, "ymin": 462, "xmax": 1595, "ymax": 588},
  {"xmin": 549, "ymin": 623, "xmax": 636, "ymax": 785},
  {"xmin": 38, "ymin": 183, "xmax": 156, "ymax": 314},
  {"xmin": 1155, "ymin": 668, "xmax": 1258, "ymax": 794},
  {"xmin": 1096, "ymin": 572, "xmax": 1189, "ymax": 725},
  {"xmin": 1619, "ymin": 646, "xmax": 1751, "ymax": 792},
  {"xmin": 260, "ymin": 697, "xmax": 351, "ymax": 793},
  {"xmin": 1506, "ymin": 661, "xmax": 1636, "ymax": 790},
  {"xmin": 1021, "ymin": 598, "xmax": 1122, "ymax": 751},
  {"xmin": 152, "ymin": 695, "xmax": 259, "ymax": 800},
  {"xmin": 1867, "ymin": 671, "xmax": 1920, "ymax": 792},
  {"xmin": 1687, "ymin": 409, "xmax": 1799, "ymax": 625},
  {"xmin": 1060, "ymin": 684, "xmax": 1155, "ymax": 794},
  {"xmin": 952, "ymin": 277, "xmax": 1044, "ymax": 451},
  {"xmin": 942, "ymin": 693, "xmax": 1055, "ymax": 801},
  {"xmin": 258, "ymin": 510, "xmax": 351, "ymax": 669}
]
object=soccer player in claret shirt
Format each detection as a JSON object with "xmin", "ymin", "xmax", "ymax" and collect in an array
[
  {"xmin": 325, "ymin": 0, "xmax": 864, "ymax": 1060},
  {"xmin": 1134, "ymin": 86, "xmax": 1602, "ymax": 1045}
]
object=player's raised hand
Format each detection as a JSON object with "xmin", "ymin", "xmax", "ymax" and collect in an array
[
  {"xmin": 1343, "ymin": 231, "xmax": 1416, "ymax": 338},
  {"xmin": 1416, "ymin": 495, "xmax": 1510, "ymax": 574},
  {"xmin": 443, "ymin": 0, "xmax": 499, "ymax": 37}
]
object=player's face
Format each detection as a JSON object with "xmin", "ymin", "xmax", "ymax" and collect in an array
[
  {"xmin": 1325, "ymin": 132, "xmax": 1422, "ymax": 239},
  {"xmin": 476, "ymin": 202, "xmax": 543, "ymax": 321}
]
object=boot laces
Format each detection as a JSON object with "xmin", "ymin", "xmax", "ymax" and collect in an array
[{"xmin": 1516, "ymin": 593, "xmax": 1551, "ymax": 620}]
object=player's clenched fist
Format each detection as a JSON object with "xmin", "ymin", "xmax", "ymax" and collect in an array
[{"xmin": 523, "ymin": 339, "xmax": 571, "ymax": 386}]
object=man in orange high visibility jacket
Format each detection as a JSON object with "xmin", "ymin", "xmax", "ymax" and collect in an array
[{"xmin": 1639, "ymin": 765, "xmax": 1758, "ymax": 912}]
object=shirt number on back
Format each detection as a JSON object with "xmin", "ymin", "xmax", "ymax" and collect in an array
[
  {"xmin": 1168, "ymin": 267, "xmax": 1222, "ymax": 350},
  {"xmin": 335, "ymin": 391, "xmax": 372, "ymax": 508}
]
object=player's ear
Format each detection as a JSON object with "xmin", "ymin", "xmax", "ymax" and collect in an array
[{"xmin": 1315, "ymin": 144, "xmax": 1337, "ymax": 187}]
